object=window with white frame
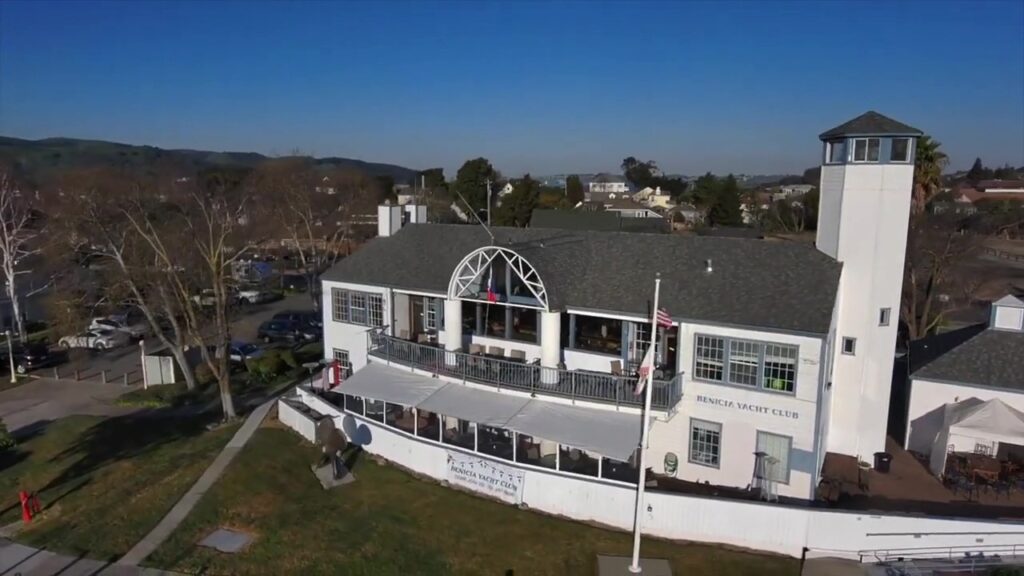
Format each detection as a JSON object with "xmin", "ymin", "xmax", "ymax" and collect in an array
[
  {"xmin": 890, "ymin": 138, "xmax": 911, "ymax": 162},
  {"xmin": 879, "ymin": 307, "xmax": 891, "ymax": 327},
  {"xmin": 842, "ymin": 337, "xmax": 856, "ymax": 355},
  {"xmin": 852, "ymin": 138, "xmax": 881, "ymax": 162},
  {"xmin": 689, "ymin": 419, "xmax": 721, "ymax": 468},
  {"xmin": 694, "ymin": 334, "xmax": 798, "ymax": 393},
  {"xmin": 332, "ymin": 348, "xmax": 352, "ymax": 377},
  {"xmin": 694, "ymin": 335, "xmax": 725, "ymax": 381},
  {"xmin": 331, "ymin": 288, "xmax": 385, "ymax": 327},
  {"xmin": 826, "ymin": 139, "xmax": 846, "ymax": 163},
  {"xmin": 424, "ymin": 297, "xmax": 440, "ymax": 331},
  {"xmin": 756, "ymin": 431, "xmax": 792, "ymax": 484}
]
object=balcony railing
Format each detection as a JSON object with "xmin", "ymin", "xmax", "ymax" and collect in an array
[{"xmin": 367, "ymin": 330, "xmax": 682, "ymax": 411}]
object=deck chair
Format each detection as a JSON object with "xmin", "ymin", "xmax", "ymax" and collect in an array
[
  {"xmin": 469, "ymin": 344, "xmax": 484, "ymax": 355},
  {"xmin": 488, "ymin": 346, "xmax": 505, "ymax": 357},
  {"xmin": 399, "ymin": 329, "xmax": 410, "ymax": 341},
  {"xmin": 509, "ymin": 349, "xmax": 527, "ymax": 361},
  {"xmin": 610, "ymin": 360, "xmax": 623, "ymax": 376}
]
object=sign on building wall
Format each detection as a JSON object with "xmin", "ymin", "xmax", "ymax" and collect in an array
[{"xmin": 446, "ymin": 451, "xmax": 525, "ymax": 504}]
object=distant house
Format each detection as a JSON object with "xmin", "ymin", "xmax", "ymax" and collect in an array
[
  {"xmin": 667, "ymin": 203, "xmax": 705, "ymax": 228},
  {"xmin": 977, "ymin": 180, "xmax": 1024, "ymax": 194},
  {"xmin": 634, "ymin": 186, "xmax": 676, "ymax": 210},
  {"xmin": 778, "ymin": 184, "xmax": 815, "ymax": 197},
  {"xmin": 586, "ymin": 173, "xmax": 630, "ymax": 199},
  {"xmin": 955, "ymin": 182, "xmax": 1024, "ymax": 206},
  {"xmin": 580, "ymin": 196, "xmax": 662, "ymax": 219}
]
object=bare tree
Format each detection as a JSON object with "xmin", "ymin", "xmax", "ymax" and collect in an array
[
  {"xmin": 250, "ymin": 160, "xmax": 375, "ymax": 309},
  {"xmin": 0, "ymin": 174, "xmax": 41, "ymax": 341},
  {"xmin": 901, "ymin": 214, "xmax": 982, "ymax": 340}
]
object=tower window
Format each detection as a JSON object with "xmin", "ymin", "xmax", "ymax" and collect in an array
[
  {"xmin": 879, "ymin": 308, "xmax": 891, "ymax": 326},
  {"xmin": 852, "ymin": 138, "xmax": 880, "ymax": 163},
  {"xmin": 890, "ymin": 138, "xmax": 911, "ymax": 162},
  {"xmin": 842, "ymin": 337, "xmax": 857, "ymax": 355},
  {"xmin": 826, "ymin": 139, "xmax": 846, "ymax": 164}
]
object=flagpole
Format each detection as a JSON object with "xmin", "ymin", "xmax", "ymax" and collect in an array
[{"xmin": 629, "ymin": 273, "xmax": 661, "ymax": 573}]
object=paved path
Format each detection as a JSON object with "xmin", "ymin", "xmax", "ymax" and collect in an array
[
  {"xmin": 0, "ymin": 539, "xmax": 177, "ymax": 575},
  {"xmin": 0, "ymin": 378, "xmax": 138, "ymax": 435},
  {"xmin": 117, "ymin": 397, "xmax": 277, "ymax": 567}
]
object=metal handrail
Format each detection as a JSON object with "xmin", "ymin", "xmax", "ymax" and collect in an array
[{"xmin": 367, "ymin": 329, "xmax": 683, "ymax": 410}]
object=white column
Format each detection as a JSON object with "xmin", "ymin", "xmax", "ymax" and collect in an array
[
  {"xmin": 444, "ymin": 299, "xmax": 463, "ymax": 366},
  {"xmin": 540, "ymin": 310, "xmax": 561, "ymax": 385}
]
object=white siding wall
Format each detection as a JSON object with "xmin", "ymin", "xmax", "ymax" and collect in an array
[
  {"xmin": 648, "ymin": 322, "xmax": 824, "ymax": 499},
  {"xmin": 286, "ymin": 388, "xmax": 1024, "ymax": 560},
  {"xmin": 277, "ymin": 399, "xmax": 319, "ymax": 443},
  {"xmin": 322, "ymin": 279, "xmax": 390, "ymax": 371},
  {"xmin": 824, "ymin": 163, "xmax": 914, "ymax": 460}
]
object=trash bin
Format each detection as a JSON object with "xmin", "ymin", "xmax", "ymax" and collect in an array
[{"xmin": 874, "ymin": 452, "xmax": 892, "ymax": 473}]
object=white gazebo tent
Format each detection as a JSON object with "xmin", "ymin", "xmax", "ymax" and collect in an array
[{"xmin": 929, "ymin": 397, "xmax": 1024, "ymax": 477}]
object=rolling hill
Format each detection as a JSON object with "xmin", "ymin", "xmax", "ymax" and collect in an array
[{"xmin": 0, "ymin": 135, "xmax": 419, "ymax": 185}]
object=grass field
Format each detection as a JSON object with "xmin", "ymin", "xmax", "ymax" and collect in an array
[
  {"xmin": 151, "ymin": 425, "xmax": 798, "ymax": 576},
  {"xmin": 0, "ymin": 414, "xmax": 237, "ymax": 561}
]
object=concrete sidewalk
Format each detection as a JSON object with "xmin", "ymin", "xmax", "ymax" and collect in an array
[
  {"xmin": 117, "ymin": 397, "xmax": 277, "ymax": 567},
  {"xmin": 0, "ymin": 539, "xmax": 176, "ymax": 575}
]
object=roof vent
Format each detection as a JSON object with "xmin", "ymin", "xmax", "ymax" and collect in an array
[{"xmin": 705, "ymin": 259, "xmax": 713, "ymax": 273}]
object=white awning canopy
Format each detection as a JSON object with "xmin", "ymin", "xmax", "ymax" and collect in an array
[
  {"xmin": 506, "ymin": 401, "xmax": 641, "ymax": 462},
  {"xmin": 929, "ymin": 397, "xmax": 1024, "ymax": 476},
  {"xmin": 416, "ymin": 384, "xmax": 530, "ymax": 427},
  {"xmin": 337, "ymin": 363, "xmax": 447, "ymax": 406}
]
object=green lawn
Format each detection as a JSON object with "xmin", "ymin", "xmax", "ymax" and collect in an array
[
  {"xmin": 151, "ymin": 425, "xmax": 798, "ymax": 576},
  {"xmin": 0, "ymin": 414, "xmax": 237, "ymax": 561}
]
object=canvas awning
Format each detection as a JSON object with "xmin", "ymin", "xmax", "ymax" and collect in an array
[
  {"xmin": 416, "ymin": 384, "xmax": 530, "ymax": 427},
  {"xmin": 929, "ymin": 397, "xmax": 1024, "ymax": 476},
  {"xmin": 506, "ymin": 401, "xmax": 641, "ymax": 462},
  {"xmin": 337, "ymin": 363, "xmax": 447, "ymax": 407}
]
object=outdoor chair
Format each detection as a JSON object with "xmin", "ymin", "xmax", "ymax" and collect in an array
[
  {"xmin": 399, "ymin": 329, "xmax": 410, "ymax": 340},
  {"xmin": 509, "ymin": 349, "xmax": 526, "ymax": 361},
  {"xmin": 610, "ymin": 360, "xmax": 623, "ymax": 376},
  {"xmin": 488, "ymin": 346, "xmax": 505, "ymax": 357},
  {"xmin": 469, "ymin": 344, "xmax": 484, "ymax": 355},
  {"xmin": 416, "ymin": 333, "xmax": 430, "ymax": 344}
]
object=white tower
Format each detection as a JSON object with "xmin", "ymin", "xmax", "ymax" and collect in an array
[{"xmin": 816, "ymin": 111, "xmax": 921, "ymax": 460}]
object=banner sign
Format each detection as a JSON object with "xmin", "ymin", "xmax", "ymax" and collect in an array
[
  {"xmin": 446, "ymin": 451, "xmax": 525, "ymax": 504},
  {"xmin": 696, "ymin": 394, "xmax": 801, "ymax": 420}
]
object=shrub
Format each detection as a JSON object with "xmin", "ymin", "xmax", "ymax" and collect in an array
[
  {"xmin": 195, "ymin": 364, "xmax": 217, "ymax": 386},
  {"xmin": 246, "ymin": 352, "xmax": 286, "ymax": 380},
  {"xmin": 279, "ymin": 348, "xmax": 299, "ymax": 369},
  {"xmin": 0, "ymin": 420, "xmax": 14, "ymax": 451}
]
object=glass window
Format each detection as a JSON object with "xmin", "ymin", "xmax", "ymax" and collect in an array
[
  {"xmin": 879, "ymin": 308, "xmax": 891, "ymax": 327},
  {"xmin": 601, "ymin": 450, "xmax": 639, "ymax": 484},
  {"xmin": 482, "ymin": 305, "xmax": 506, "ymax": 338},
  {"xmin": 694, "ymin": 335, "xmax": 725, "ymax": 381},
  {"xmin": 763, "ymin": 344, "xmax": 797, "ymax": 393},
  {"xmin": 385, "ymin": 402, "xmax": 416, "ymax": 434},
  {"xmin": 478, "ymin": 425, "xmax": 514, "ymax": 461},
  {"xmin": 441, "ymin": 416, "xmax": 475, "ymax": 451},
  {"xmin": 842, "ymin": 337, "xmax": 856, "ymax": 356},
  {"xmin": 728, "ymin": 339, "xmax": 761, "ymax": 386},
  {"xmin": 516, "ymin": 434, "xmax": 557, "ymax": 469},
  {"xmin": 462, "ymin": 301, "xmax": 478, "ymax": 333},
  {"xmin": 365, "ymin": 398, "xmax": 385, "ymax": 422},
  {"xmin": 890, "ymin": 138, "xmax": 910, "ymax": 162},
  {"xmin": 332, "ymin": 348, "xmax": 352, "ymax": 378},
  {"xmin": 756, "ymin": 431, "xmax": 792, "ymax": 484},
  {"xmin": 559, "ymin": 445, "xmax": 599, "ymax": 477},
  {"xmin": 416, "ymin": 409, "xmax": 440, "ymax": 441},
  {"xmin": 689, "ymin": 419, "xmax": 721, "ymax": 468},
  {"xmin": 572, "ymin": 315, "xmax": 623, "ymax": 355},
  {"xmin": 332, "ymin": 288, "xmax": 349, "ymax": 323},
  {"xmin": 827, "ymin": 140, "xmax": 846, "ymax": 163},
  {"xmin": 853, "ymin": 138, "xmax": 880, "ymax": 162},
  {"xmin": 510, "ymin": 308, "xmax": 538, "ymax": 343},
  {"xmin": 424, "ymin": 298, "xmax": 438, "ymax": 331},
  {"xmin": 349, "ymin": 292, "xmax": 367, "ymax": 324},
  {"xmin": 343, "ymin": 394, "xmax": 364, "ymax": 415},
  {"xmin": 331, "ymin": 289, "xmax": 385, "ymax": 327}
]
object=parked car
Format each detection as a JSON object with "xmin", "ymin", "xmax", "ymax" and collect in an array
[
  {"xmin": 256, "ymin": 319, "xmax": 318, "ymax": 344},
  {"xmin": 58, "ymin": 329, "xmax": 129, "ymax": 350},
  {"xmin": 89, "ymin": 311, "xmax": 148, "ymax": 339},
  {"xmin": 0, "ymin": 342, "xmax": 59, "ymax": 374},
  {"xmin": 222, "ymin": 341, "xmax": 264, "ymax": 364},
  {"xmin": 236, "ymin": 288, "xmax": 276, "ymax": 306},
  {"xmin": 272, "ymin": 310, "xmax": 322, "ymax": 329}
]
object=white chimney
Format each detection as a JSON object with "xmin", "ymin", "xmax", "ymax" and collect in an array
[{"xmin": 377, "ymin": 203, "xmax": 402, "ymax": 237}]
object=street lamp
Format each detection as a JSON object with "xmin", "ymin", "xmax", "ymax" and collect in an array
[{"xmin": 5, "ymin": 330, "xmax": 15, "ymax": 384}]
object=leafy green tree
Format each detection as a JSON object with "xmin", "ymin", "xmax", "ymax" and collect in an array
[
  {"xmin": 912, "ymin": 135, "xmax": 949, "ymax": 213},
  {"xmin": 565, "ymin": 174, "xmax": 584, "ymax": 205},
  {"xmin": 375, "ymin": 175, "xmax": 396, "ymax": 203},
  {"xmin": 621, "ymin": 156, "xmax": 657, "ymax": 187},
  {"xmin": 453, "ymin": 158, "xmax": 496, "ymax": 212},
  {"xmin": 993, "ymin": 164, "xmax": 1019, "ymax": 180},
  {"xmin": 965, "ymin": 157, "xmax": 986, "ymax": 183},
  {"xmin": 707, "ymin": 174, "xmax": 743, "ymax": 226},
  {"xmin": 494, "ymin": 174, "xmax": 541, "ymax": 227},
  {"xmin": 418, "ymin": 168, "xmax": 447, "ymax": 191},
  {"xmin": 692, "ymin": 172, "xmax": 720, "ymax": 208}
]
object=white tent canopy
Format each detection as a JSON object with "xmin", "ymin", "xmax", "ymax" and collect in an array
[
  {"xmin": 338, "ymin": 363, "xmax": 447, "ymax": 407},
  {"xmin": 416, "ymin": 384, "xmax": 531, "ymax": 428},
  {"xmin": 506, "ymin": 401, "xmax": 641, "ymax": 462},
  {"xmin": 929, "ymin": 397, "xmax": 1024, "ymax": 476}
]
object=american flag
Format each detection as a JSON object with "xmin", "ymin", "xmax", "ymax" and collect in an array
[
  {"xmin": 486, "ymin": 267, "xmax": 498, "ymax": 303},
  {"xmin": 656, "ymin": 307, "xmax": 672, "ymax": 328}
]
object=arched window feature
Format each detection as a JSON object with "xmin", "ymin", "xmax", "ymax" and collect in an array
[{"xmin": 447, "ymin": 247, "xmax": 549, "ymax": 311}]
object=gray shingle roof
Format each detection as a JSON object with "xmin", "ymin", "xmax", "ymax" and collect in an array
[
  {"xmin": 913, "ymin": 329, "xmax": 1024, "ymax": 390},
  {"xmin": 819, "ymin": 111, "xmax": 923, "ymax": 140},
  {"xmin": 322, "ymin": 224, "xmax": 841, "ymax": 334}
]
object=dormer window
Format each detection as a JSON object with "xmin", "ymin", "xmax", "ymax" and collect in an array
[
  {"xmin": 890, "ymin": 138, "xmax": 911, "ymax": 162},
  {"xmin": 852, "ymin": 138, "xmax": 880, "ymax": 163}
]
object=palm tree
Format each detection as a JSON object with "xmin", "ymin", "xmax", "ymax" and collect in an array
[{"xmin": 912, "ymin": 135, "xmax": 949, "ymax": 214}]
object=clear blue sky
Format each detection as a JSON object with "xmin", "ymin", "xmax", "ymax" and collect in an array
[{"xmin": 1, "ymin": 1, "xmax": 1022, "ymax": 177}]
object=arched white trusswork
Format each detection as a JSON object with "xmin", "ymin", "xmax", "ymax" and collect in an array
[{"xmin": 447, "ymin": 246, "xmax": 549, "ymax": 311}]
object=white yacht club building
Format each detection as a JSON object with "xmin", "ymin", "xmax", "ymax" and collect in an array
[{"xmin": 274, "ymin": 112, "xmax": 1024, "ymax": 558}]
